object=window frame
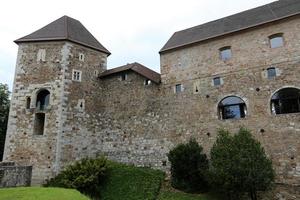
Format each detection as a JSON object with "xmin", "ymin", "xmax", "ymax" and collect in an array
[
  {"xmin": 175, "ymin": 84, "xmax": 183, "ymax": 94},
  {"xmin": 219, "ymin": 46, "xmax": 232, "ymax": 61},
  {"xmin": 213, "ymin": 77, "xmax": 222, "ymax": 86},
  {"xmin": 267, "ymin": 67, "xmax": 277, "ymax": 79},
  {"xmin": 218, "ymin": 96, "xmax": 247, "ymax": 120},
  {"xmin": 72, "ymin": 69, "xmax": 82, "ymax": 82},
  {"xmin": 269, "ymin": 33, "xmax": 284, "ymax": 49}
]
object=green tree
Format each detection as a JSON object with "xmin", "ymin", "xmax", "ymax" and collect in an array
[
  {"xmin": 0, "ymin": 83, "xmax": 10, "ymax": 161},
  {"xmin": 210, "ymin": 128, "xmax": 275, "ymax": 200},
  {"xmin": 168, "ymin": 138, "xmax": 209, "ymax": 192}
]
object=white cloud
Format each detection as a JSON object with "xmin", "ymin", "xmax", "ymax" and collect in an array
[{"xmin": 0, "ymin": 0, "xmax": 275, "ymax": 90}]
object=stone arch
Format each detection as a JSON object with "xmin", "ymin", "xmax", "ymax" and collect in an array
[
  {"xmin": 217, "ymin": 95, "xmax": 247, "ymax": 120},
  {"xmin": 36, "ymin": 89, "xmax": 50, "ymax": 111}
]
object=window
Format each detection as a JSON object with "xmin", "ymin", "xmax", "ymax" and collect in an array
[
  {"xmin": 218, "ymin": 96, "xmax": 246, "ymax": 120},
  {"xmin": 26, "ymin": 97, "xmax": 31, "ymax": 109},
  {"xmin": 271, "ymin": 88, "xmax": 300, "ymax": 115},
  {"xmin": 220, "ymin": 46, "xmax": 232, "ymax": 61},
  {"xmin": 36, "ymin": 89, "xmax": 50, "ymax": 111},
  {"xmin": 120, "ymin": 73, "xmax": 127, "ymax": 81},
  {"xmin": 175, "ymin": 84, "xmax": 183, "ymax": 93},
  {"xmin": 34, "ymin": 113, "xmax": 45, "ymax": 135},
  {"xmin": 79, "ymin": 53, "xmax": 85, "ymax": 61},
  {"xmin": 269, "ymin": 34, "xmax": 284, "ymax": 48},
  {"xmin": 37, "ymin": 49, "xmax": 46, "ymax": 62},
  {"xmin": 213, "ymin": 77, "xmax": 221, "ymax": 86},
  {"xmin": 144, "ymin": 79, "xmax": 151, "ymax": 86},
  {"xmin": 267, "ymin": 67, "xmax": 276, "ymax": 79},
  {"xmin": 72, "ymin": 70, "xmax": 82, "ymax": 82}
]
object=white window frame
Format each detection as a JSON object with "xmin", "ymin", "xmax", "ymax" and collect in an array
[
  {"xmin": 37, "ymin": 49, "xmax": 46, "ymax": 62},
  {"xmin": 72, "ymin": 69, "xmax": 82, "ymax": 82},
  {"xmin": 79, "ymin": 53, "xmax": 85, "ymax": 62}
]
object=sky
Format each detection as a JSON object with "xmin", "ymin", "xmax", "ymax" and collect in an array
[{"xmin": 0, "ymin": 0, "xmax": 275, "ymax": 90}]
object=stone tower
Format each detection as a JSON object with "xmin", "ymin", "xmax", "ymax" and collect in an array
[{"xmin": 3, "ymin": 16, "xmax": 110, "ymax": 184}]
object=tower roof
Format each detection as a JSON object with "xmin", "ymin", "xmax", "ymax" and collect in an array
[
  {"xmin": 160, "ymin": 0, "xmax": 300, "ymax": 53},
  {"xmin": 15, "ymin": 16, "xmax": 111, "ymax": 55}
]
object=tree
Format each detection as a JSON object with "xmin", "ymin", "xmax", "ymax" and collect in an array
[
  {"xmin": 0, "ymin": 83, "xmax": 10, "ymax": 161},
  {"xmin": 168, "ymin": 138, "xmax": 209, "ymax": 192},
  {"xmin": 210, "ymin": 128, "xmax": 275, "ymax": 200}
]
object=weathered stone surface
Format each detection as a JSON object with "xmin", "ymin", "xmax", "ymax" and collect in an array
[
  {"xmin": 0, "ymin": 162, "xmax": 32, "ymax": 187},
  {"xmin": 3, "ymin": 14, "xmax": 300, "ymax": 199}
]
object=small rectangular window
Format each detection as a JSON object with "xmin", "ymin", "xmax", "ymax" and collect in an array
[
  {"xmin": 175, "ymin": 84, "xmax": 182, "ymax": 93},
  {"xmin": 79, "ymin": 53, "xmax": 85, "ymax": 61},
  {"xmin": 37, "ymin": 49, "xmax": 46, "ymax": 62},
  {"xmin": 213, "ymin": 77, "xmax": 221, "ymax": 86},
  {"xmin": 269, "ymin": 34, "xmax": 284, "ymax": 48},
  {"xmin": 144, "ymin": 79, "xmax": 151, "ymax": 86},
  {"xmin": 220, "ymin": 47, "xmax": 232, "ymax": 61},
  {"xmin": 72, "ymin": 70, "xmax": 82, "ymax": 82},
  {"xmin": 120, "ymin": 73, "xmax": 127, "ymax": 81},
  {"xmin": 267, "ymin": 67, "xmax": 276, "ymax": 79}
]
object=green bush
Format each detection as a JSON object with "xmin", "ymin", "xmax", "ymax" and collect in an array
[
  {"xmin": 168, "ymin": 138, "xmax": 209, "ymax": 193},
  {"xmin": 45, "ymin": 156, "xmax": 107, "ymax": 198},
  {"xmin": 210, "ymin": 128, "xmax": 275, "ymax": 200}
]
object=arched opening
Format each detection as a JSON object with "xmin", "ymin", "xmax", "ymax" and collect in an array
[
  {"xmin": 271, "ymin": 88, "xmax": 300, "ymax": 115},
  {"xmin": 218, "ymin": 96, "xmax": 246, "ymax": 120},
  {"xmin": 36, "ymin": 89, "xmax": 50, "ymax": 110}
]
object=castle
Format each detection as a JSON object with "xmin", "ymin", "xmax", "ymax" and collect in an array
[{"xmin": 3, "ymin": 0, "xmax": 300, "ymax": 198}]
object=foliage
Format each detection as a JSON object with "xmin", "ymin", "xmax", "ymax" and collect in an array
[
  {"xmin": 45, "ymin": 156, "xmax": 107, "ymax": 199},
  {"xmin": 0, "ymin": 187, "xmax": 89, "ymax": 200},
  {"xmin": 99, "ymin": 161, "xmax": 165, "ymax": 200},
  {"xmin": 168, "ymin": 138, "xmax": 209, "ymax": 193},
  {"xmin": 0, "ymin": 83, "xmax": 10, "ymax": 161},
  {"xmin": 210, "ymin": 128, "xmax": 275, "ymax": 200}
]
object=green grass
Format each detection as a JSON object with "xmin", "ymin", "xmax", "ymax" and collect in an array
[
  {"xmin": 0, "ymin": 187, "xmax": 89, "ymax": 200},
  {"xmin": 100, "ymin": 161, "xmax": 165, "ymax": 200}
]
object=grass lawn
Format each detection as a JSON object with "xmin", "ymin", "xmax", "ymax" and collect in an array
[
  {"xmin": 100, "ymin": 161, "xmax": 165, "ymax": 200},
  {"xmin": 0, "ymin": 187, "xmax": 89, "ymax": 200}
]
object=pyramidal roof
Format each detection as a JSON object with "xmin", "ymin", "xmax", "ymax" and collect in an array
[{"xmin": 15, "ymin": 16, "xmax": 110, "ymax": 55}]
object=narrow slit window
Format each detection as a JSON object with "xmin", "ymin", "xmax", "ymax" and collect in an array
[
  {"xmin": 79, "ymin": 53, "xmax": 85, "ymax": 61},
  {"xmin": 269, "ymin": 34, "xmax": 284, "ymax": 48},
  {"xmin": 34, "ymin": 113, "xmax": 45, "ymax": 135},
  {"xmin": 26, "ymin": 97, "xmax": 31, "ymax": 109}
]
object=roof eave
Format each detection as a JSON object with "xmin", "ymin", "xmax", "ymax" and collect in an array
[
  {"xmin": 14, "ymin": 38, "xmax": 111, "ymax": 56},
  {"xmin": 159, "ymin": 12, "xmax": 300, "ymax": 54}
]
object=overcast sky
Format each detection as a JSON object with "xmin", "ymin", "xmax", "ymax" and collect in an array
[{"xmin": 0, "ymin": 0, "xmax": 275, "ymax": 90}]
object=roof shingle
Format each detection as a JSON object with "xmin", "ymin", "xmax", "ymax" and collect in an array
[
  {"xmin": 99, "ymin": 62, "xmax": 161, "ymax": 84},
  {"xmin": 160, "ymin": 0, "xmax": 300, "ymax": 53},
  {"xmin": 15, "ymin": 16, "xmax": 110, "ymax": 55}
]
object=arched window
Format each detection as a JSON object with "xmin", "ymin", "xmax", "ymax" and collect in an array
[
  {"xmin": 269, "ymin": 33, "xmax": 284, "ymax": 48},
  {"xmin": 271, "ymin": 88, "xmax": 300, "ymax": 115},
  {"xmin": 218, "ymin": 96, "xmax": 246, "ymax": 120},
  {"xmin": 36, "ymin": 89, "xmax": 50, "ymax": 110}
]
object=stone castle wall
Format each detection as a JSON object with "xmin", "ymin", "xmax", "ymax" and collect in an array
[{"xmin": 3, "ymin": 15, "xmax": 300, "ymax": 199}]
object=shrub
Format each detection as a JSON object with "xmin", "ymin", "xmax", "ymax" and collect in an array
[
  {"xmin": 210, "ymin": 128, "xmax": 275, "ymax": 200},
  {"xmin": 168, "ymin": 138, "xmax": 209, "ymax": 192},
  {"xmin": 45, "ymin": 156, "xmax": 107, "ymax": 198}
]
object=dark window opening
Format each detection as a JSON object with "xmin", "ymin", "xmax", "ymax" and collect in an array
[
  {"xmin": 145, "ymin": 79, "xmax": 151, "ymax": 86},
  {"xmin": 267, "ymin": 67, "xmax": 276, "ymax": 79},
  {"xmin": 213, "ymin": 77, "xmax": 221, "ymax": 86},
  {"xmin": 36, "ymin": 89, "xmax": 50, "ymax": 111},
  {"xmin": 175, "ymin": 84, "xmax": 182, "ymax": 93},
  {"xmin": 34, "ymin": 113, "xmax": 45, "ymax": 135},
  {"xmin": 271, "ymin": 88, "xmax": 300, "ymax": 115},
  {"xmin": 220, "ymin": 46, "xmax": 232, "ymax": 61},
  {"xmin": 121, "ymin": 73, "xmax": 127, "ymax": 81},
  {"xmin": 218, "ymin": 96, "xmax": 246, "ymax": 120},
  {"xmin": 269, "ymin": 33, "xmax": 284, "ymax": 48},
  {"xmin": 26, "ymin": 97, "xmax": 31, "ymax": 109}
]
